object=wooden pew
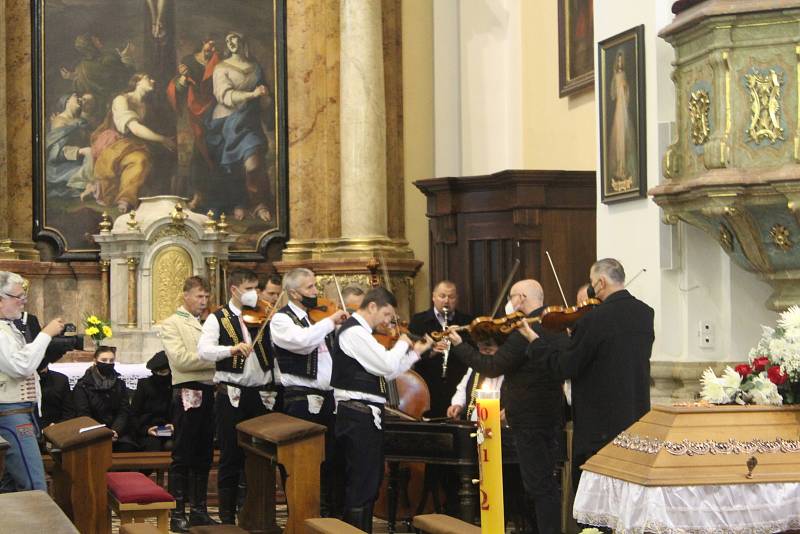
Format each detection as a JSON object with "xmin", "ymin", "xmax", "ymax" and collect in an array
[
  {"xmin": 0, "ymin": 489, "xmax": 79, "ymax": 533},
  {"xmin": 43, "ymin": 416, "xmax": 114, "ymax": 534},
  {"xmin": 237, "ymin": 412, "xmax": 327, "ymax": 534}
]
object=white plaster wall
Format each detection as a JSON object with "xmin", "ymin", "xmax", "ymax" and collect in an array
[
  {"xmin": 433, "ymin": 0, "xmax": 523, "ymax": 175},
  {"xmin": 595, "ymin": 0, "xmax": 777, "ymax": 364}
]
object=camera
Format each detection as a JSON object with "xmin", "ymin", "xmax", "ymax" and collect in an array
[{"xmin": 48, "ymin": 322, "xmax": 84, "ymax": 356}]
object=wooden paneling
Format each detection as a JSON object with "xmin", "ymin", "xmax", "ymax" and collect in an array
[{"xmin": 414, "ymin": 170, "xmax": 596, "ymax": 315}]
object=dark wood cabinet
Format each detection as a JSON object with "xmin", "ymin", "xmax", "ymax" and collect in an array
[{"xmin": 414, "ymin": 169, "xmax": 596, "ymax": 315}]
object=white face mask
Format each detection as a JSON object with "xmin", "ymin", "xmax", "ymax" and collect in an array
[
  {"xmin": 238, "ymin": 289, "xmax": 259, "ymax": 308},
  {"xmin": 504, "ymin": 300, "xmax": 516, "ymax": 315}
]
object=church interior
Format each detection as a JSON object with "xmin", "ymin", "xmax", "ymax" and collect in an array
[{"xmin": 3, "ymin": 0, "xmax": 800, "ymax": 533}]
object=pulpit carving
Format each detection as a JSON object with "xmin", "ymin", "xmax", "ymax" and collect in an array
[
  {"xmin": 93, "ymin": 196, "xmax": 235, "ymax": 362},
  {"xmin": 152, "ymin": 247, "xmax": 193, "ymax": 323},
  {"xmin": 744, "ymin": 68, "xmax": 784, "ymax": 145}
]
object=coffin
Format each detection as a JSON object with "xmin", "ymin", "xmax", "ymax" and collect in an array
[{"xmin": 582, "ymin": 404, "xmax": 800, "ymax": 486}]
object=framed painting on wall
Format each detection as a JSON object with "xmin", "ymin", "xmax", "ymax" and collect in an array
[
  {"xmin": 558, "ymin": 0, "xmax": 594, "ymax": 97},
  {"xmin": 598, "ymin": 25, "xmax": 647, "ymax": 204},
  {"xmin": 32, "ymin": 0, "xmax": 288, "ymax": 260}
]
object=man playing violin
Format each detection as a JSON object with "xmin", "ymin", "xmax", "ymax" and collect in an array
[
  {"xmin": 258, "ymin": 274, "xmax": 283, "ymax": 307},
  {"xmin": 269, "ymin": 267, "xmax": 348, "ymax": 516},
  {"xmin": 447, "ymin": 279, "xmax": 566, "ymax": 534},
  {"xmin": 159, "ymin": 276, "xmax": 218, "ymax": 531},
  {"xmin": 531, "ymin": 258, "xmax": 654, "ymax": 494},
  {"xmin": 341, "ymin": 285, "xmax": 366, "ymax": 314},
  {"xmin": 331, "ymin": 287, "xmax": 433, "ymax": 532},
  {"xmin": 198, "ymin": 268, "xmax": 278, "ymax": 524}
]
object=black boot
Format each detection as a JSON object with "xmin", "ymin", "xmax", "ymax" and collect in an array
[
  {"xmin": 168, "ymin": 468, "xmax": 191, "ymax": 533},
  {"xmin": 218, "ymin": 486, "xmax": 238, "ymax": 525},
  {"xmin": 189, "ymin": 469, "xmax": 220, "ymax": 526},
  {"xmin": 344, "ymin": 504, "xmax": 374, "ymax": 533}
]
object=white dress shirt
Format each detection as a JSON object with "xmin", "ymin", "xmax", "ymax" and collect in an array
[
  {"xmin": 451, "ymin": 368, "xmax": 504, "ymax": 421},
  {"xmin": 197, "ymin": 301, "xmax": 273, "ymax": 387},
  {"xmin": 0, "ymin": 320, "xmax": 51, "ymax": 410},
  {"xmin": 334, "ymin": 312, "xmax": 420, "ymax": 405},
  {"xmin": 269, "ymin": 301, "xmax": 335, "ymax": 391}
]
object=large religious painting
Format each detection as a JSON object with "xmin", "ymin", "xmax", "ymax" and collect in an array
[
  {"xmin": 558, "ymin": 0, "xmax": 594, "ymax": 97},
  {"xmin": 32, "ymin": 0, "xmax": 288, "ymax": 260},
  {"xmin": 598, "ymin": 25, "xmax": 646, "ymax": 204}
]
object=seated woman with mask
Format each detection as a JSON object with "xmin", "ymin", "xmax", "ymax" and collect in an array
[
  {"xmin": 72, "ymin": 346, "xmax": 138, "ymax": 451},
  {"xmin": 131, "ymin": 351, "xmax": 174, "ymax": 451}
]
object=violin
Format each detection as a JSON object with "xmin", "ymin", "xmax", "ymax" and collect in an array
[
  {"xmin": 241, "ymin": 299, "xmax": 274, "ymax": 328},
  {"xmin": 373, "ymin": 318, "xmax": 422, "ymax": 349},
  {"xmin": 307, "ymin": 297, "xmax": 342, "ymax": 324},
  {"xmin": 431, "ymin": 298, "xmax": 601, "ymax": 341}
]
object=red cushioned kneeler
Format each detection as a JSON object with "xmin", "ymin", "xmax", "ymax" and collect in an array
[{"xmin": 106, "ymin": 471, "xmax": 174, "ymax": 504}]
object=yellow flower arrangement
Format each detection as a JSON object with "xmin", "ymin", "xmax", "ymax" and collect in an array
[{"xmin": 83, "ymin": 314, "xmax": 112, "ymax": 343}]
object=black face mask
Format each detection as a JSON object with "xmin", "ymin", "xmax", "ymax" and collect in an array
[
  {"xmin": 96, "ymin": 361, "xmax": 116, "ymax": 377},
  {"xmin": 587, "ymin": 281, "xmax": 596, "ymax": 300},
  {"xmin": 153, "ymin": 373, "xmax": 171, "ymax": 384},
  {"xmin": 300, "ymin": 295, "xmax": 318, "ymax": 309}
]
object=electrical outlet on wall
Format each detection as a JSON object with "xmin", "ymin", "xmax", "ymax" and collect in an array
[{"xmin": 698, "ymin": 320, "xmax": 714, "ymax": 348}]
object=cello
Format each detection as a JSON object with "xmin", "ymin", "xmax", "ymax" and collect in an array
[{"xmin": 370, "ymin": 257, "xmax": 435, "ymax": 522}]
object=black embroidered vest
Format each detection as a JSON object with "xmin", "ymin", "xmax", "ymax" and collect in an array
[
  {"xmin": 330, "ymin": 316, "xmax": 386, "ymax": 398},
  {"xmin": 213, "ymin": 305, "xmax": 273, "ymax": 374},
  {"xmin": 271, "ymin": 305, "xmax": 319, "ymax": 379}
]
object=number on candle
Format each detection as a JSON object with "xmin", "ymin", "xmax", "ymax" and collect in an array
[
  {"xmin": 482, "ymin": 448, "xmax": 489, "ymax": 462},
  {"xmin": 480, "ymin": 488, "xmax": 490, "ymax": 510},
  {"xmin": 478, "ymin": 406, "xmax": 488, "ymax": 421}
]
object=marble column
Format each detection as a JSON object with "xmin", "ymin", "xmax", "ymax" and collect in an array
[
  {"xmin": 340, "ymin": 0, "xmax": 387, "ymax": 239},
  {"xmin": 3, "ymin": 1, "xmax": 38, "ymax": 260},
  {"xmin": 0, "ymin": 0, "xmax": 10, "ymax": 258}
]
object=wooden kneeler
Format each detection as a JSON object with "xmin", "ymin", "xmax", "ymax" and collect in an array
[
  {"xmin": 412, "ymin": 513, "xmax": 482, "ymax": 534},
  {"xmin": 304, "ymin": 517, "xmax": 367, "ymax": 533},
  {"xmin": 106, "ymin": 471, "xmax": 175, "ymax": 534},
  {"xmin": 237, "ymin": 412, "xmax": 326, "ymax": 534},
  {"xmin": 44, "ymin": 416, "xmax": 114, "ymax": 534}
]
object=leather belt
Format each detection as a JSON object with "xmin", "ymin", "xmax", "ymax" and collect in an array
[{"xmin": 0, "ymin": 406, "xmax": 34, "ymax": 417}]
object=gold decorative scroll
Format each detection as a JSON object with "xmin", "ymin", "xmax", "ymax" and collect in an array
[
  {"xmin": 745, "ymin": 68, "xmax": 784, "ymax": 144},
  {"xmin": 689, "ymin": 90, "xmax": 711, "ymax": 145},
  {"xmin": 152, "ymin": 246, "xmax": 193, "ymax": 323}
]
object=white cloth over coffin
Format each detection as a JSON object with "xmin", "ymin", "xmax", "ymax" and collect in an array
[{"xmin": 574, "ymin": 470, "xmax": 800, "ymax": 534}]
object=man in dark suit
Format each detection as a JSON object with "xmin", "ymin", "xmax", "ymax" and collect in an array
[
  {"xmin": 408, "ymin": 280, "xmax": 474, "ymax": 418},
  {"xmin": 448, "ymin": 279, "xmax": 566, "ymax": 534},
  {"xmin": 534, "ymin": 258, "xmax": 654, "ymax": 490}
]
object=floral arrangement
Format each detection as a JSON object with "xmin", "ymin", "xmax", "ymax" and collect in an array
[
  {"xmin": 84, "ymin": 314, "xmax": 112, "ymax": 343},
  {"xmin": 700, "ymin": 305, "xmax": 800, "ymax": 405}
]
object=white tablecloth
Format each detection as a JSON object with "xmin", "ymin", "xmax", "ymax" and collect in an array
[
  {"xmin": 49, "ymin": 362, "xmax": 150, "ymax": 391},
  {"xmin": 574, "ymin": 471, "xmax": 800, "ymax": 534}
]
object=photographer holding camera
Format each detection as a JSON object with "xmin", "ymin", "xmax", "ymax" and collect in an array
[{"xmin": 0, "ymin": 271, "xmax": 64, "ymax": 491}]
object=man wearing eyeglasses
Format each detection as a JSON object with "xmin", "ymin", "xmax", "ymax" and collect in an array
[{"xmin": 0, "ymin": 271, "xmax": 64, "ymax": 491}]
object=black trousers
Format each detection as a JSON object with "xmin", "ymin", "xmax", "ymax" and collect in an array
[
  {"xmin": 513, "ymin": 424, "xmax": 562, "ymax": 534},
  {"xmin": 171, "ymin": 383, "xmax": 216, "ymax": 472},
  {"xmin": 335, "ymin": 401, "xmax": 384, "ymax": 509},
  {"xmin": 216, "ymin": 385, "xmax": 269, "ymax": 490}
]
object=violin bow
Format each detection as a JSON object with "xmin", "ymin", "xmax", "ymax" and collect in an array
[
  {"xmin": 332, "ymin": 274, "xmax": 347, "ymax": 311},
  {"xmin": 378, "ymin": 255, "xmax": 402, "ymax": 333},
  {"xmin": 624, "ymin": 268, "xmax": 647, "ymax": 288},
  {"xmin": 490, "ymin": 259, "xmax": 521, "ymax": 318},
  {"xmin": 254, "ymin": 289, "xmax": 285, "ymax": 343},
  {"xmin": 545, "ymin": 251, "xmax": 569, "ymax": 307}
]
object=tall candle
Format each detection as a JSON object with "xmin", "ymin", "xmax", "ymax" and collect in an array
[{"xmin": 475, "ymin": 388, "xmax": 504, "ymax": 533}]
